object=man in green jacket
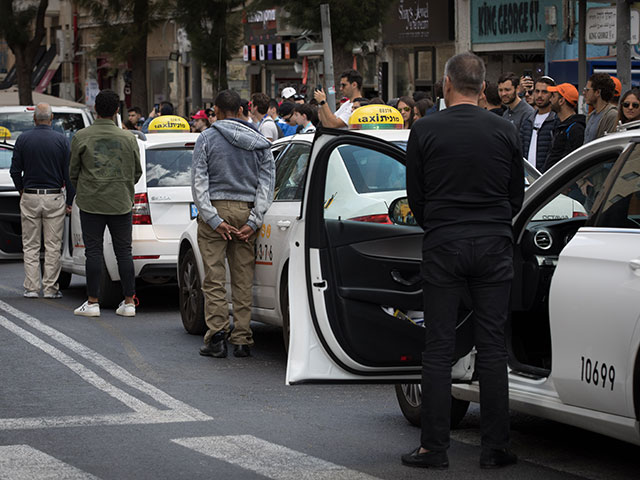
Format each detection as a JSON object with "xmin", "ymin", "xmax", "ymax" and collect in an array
[{"xmin": 70, "ymin": 89, "xmax": 142, "ymax": 317}]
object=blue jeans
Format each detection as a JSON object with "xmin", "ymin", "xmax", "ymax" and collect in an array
[
  {"xmin": 420, "ymin": 235, "xmax": 513, "ymax": 452},
  {"xmin": 80, "ymin": 210, "xmax": 135, "ymax": 299}
]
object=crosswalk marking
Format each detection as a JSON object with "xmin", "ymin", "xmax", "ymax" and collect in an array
[
  {"xmin": 0, "ymin": 445, "xmax": 99, "ymax": 479},
  {"xmin": 172, "ymin": 435, "xmax": 382, "ymax": 480},
  {"xmin": 0, "ymin": 300, "xmax": 212, "ymax": 430}
]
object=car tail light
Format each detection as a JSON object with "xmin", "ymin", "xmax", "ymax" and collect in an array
[
  {"xmin": 572, "ymin": 211, "xmax": 587, "ymax": 218},
  {"xmin": 133, "ymin": 255, "xmax": 160, "ymax": 260},
  {"xmin": 348, "ymin": 214, "xmax": 393, "ymax": 224},
  {"xmin": 132, "ymin": 193, "xmax": 151, "ymax": 224}
]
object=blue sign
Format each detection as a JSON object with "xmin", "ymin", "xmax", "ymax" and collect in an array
[{"xmin": 267, "ymin": 44, "xmax": 274, "ymax": 60}]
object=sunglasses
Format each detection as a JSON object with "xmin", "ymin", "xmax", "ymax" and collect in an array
[
  {"xmin": 623, "ymin": 102, "xmax": 640, "ymax": 109},
  {"xmin": 399, "ymin": 106, "xmax": 411, "ymax": 112}
]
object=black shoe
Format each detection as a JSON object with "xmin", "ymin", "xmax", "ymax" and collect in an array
[
  {"xmin": 233, "ymin": 344, "xmax": 251, "ymax": 357},
  {"xmin": 199, "ymin": 332, "xmax": 227, "ymax": 358},
  {"xmin": 480, "ymin": 448, "xmax": 517, "ymax": 469},
  {"xmin": 401, "ymin": 447, "xmax": 448, "ymax": 469}
]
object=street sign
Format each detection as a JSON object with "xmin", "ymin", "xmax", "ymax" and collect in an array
[{"xmin": 586, "ymin": 7, "xmax": 639, "ymax": 45}]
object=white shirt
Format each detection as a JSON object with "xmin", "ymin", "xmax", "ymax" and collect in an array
[
  {"xmin": 335, "ymin": 100, "xmax": 353, "ymax": 128},
  {"xmin": 527, "ymin": 112, "xmax": 550, "ymax": 167}
]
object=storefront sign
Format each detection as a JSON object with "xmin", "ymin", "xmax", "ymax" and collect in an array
[
  {"xmin": 471, "ymin": 0, "xmax": 558, "ymax": 44},
  {"xmin": 259, "ymin": 44, "xmax": 265, "ymax": 61},
  {"xmin": 382, "ymin": 0, "xmax": 453, "ymax": 44},
  {"xmin": 586, "ymin": 7, "xmax": 639, "ymax": 45}
]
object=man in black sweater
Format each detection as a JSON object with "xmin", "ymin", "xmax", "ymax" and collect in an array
[{"xmin": 403, "ymin": 52, "xmax": 523, "ymax": 470}]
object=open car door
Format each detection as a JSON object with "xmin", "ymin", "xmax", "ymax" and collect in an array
[{"xmin": 286, "ymin": 129, "xmax": 474, "ymax": 384}]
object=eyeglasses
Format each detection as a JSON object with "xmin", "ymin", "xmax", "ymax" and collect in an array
[
  {"xmin": 399, "ymin": 106, "xmax": 411, "ymax": 112},
  {"xmin": 525, "ymin": 90, "xmax": 534, "ymax": 96},
  {"xmin": 623, "ymin": 102, "xmax": 640, "ymax": 109},
  {"xmin": 339, "ymin": 83, "xmax": 348, "ymax": 88}
]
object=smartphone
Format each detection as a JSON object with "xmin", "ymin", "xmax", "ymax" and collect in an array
[
  {"xmin": 316, "ymin": 84, "xmax": 322, "ymax": 91},
  {"xmin": 523, "ymin": 69, "xmax": 532, "ymax": 78},
  {"xmin": 154, "ymin": 103, "xmax": 159, "ymax": 111}
]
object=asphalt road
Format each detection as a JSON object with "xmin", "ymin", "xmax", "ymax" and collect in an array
[{"xmin": 0, "ymin": 260, "xmax": 638, "ymax": 479}]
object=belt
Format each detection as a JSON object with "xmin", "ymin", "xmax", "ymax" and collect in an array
[{"xmin": 24, "ymin": 188, "xmax": 62, "ymax": 194}]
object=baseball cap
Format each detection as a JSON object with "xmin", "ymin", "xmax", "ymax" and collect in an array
[
  {"xmin": 611, "ymin": 76, "xmax": 622, "ymax": 97},
  {"xmin": 547, "ymin": 83, "xmax": 579, "ymax": 106},
  {"xmin": 278, "ymin": 101, "xmax": 295, "ymax": 118},
  {"xmin": 191, "ymin": 110, "xmax": 208, "ymax": 120},
  {"xmin": 281, "ymin": 87, "xmax": 296, "ymax": 99}
]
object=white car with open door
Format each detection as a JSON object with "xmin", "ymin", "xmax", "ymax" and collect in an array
[{"xmin": 286, "ymin": 126, "xmax": 640, "ymax": 446}]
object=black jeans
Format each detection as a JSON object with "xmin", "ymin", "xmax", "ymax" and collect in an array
[
  {"xmin": 80, "ymin": 210, "xmax": 135, "ymax": 299},
  {"xmin": 420, "ymin": 235, "xmax": 513, "ymax": 452}
]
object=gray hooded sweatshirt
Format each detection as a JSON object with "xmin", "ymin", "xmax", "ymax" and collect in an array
[{"xmin": 191, "ymin": 118, "xmax": 275, "ymax": 231}]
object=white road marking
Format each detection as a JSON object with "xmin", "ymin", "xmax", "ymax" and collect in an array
[
  {"xmin": 0, "ymin": 301, "xmax": 212, "ymax": 430},
  {"xmin": 0, "ymin": 445, "xmax": 99, "ymax": 479},
  {"xmin": 172, "ymin": 435, "xmax": 382, "ymax": 480}
]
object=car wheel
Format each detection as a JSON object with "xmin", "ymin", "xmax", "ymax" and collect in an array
[
  {"xmin": 280, "ymin": 280, "xmax": 290, "ymax": 352},
  {"xmin": 99, "ymin": 262, "xmax": 121, "ymax": 308},
  {"xmin": 395, "ymin": 384, "xmax": 470, "ymax": 429},
  {"xmin": 179, "ymin": 248, "xmax": 206, "ymax": 335},
  {"xmin": 57, "ymin": 271, "xmax": 72, "ymax": 290}
]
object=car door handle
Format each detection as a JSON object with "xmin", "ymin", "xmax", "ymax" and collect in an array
[
  {"xmin": 629, "ymin": 259, "xmax": 640, "ymax": 271},
  {"xmin": 277, "ymin": 220, "xmax": 291, "ymax": 229},
  {"xmin": 391, "ymin": 269, "xmax": 421, "ymax": 287}
]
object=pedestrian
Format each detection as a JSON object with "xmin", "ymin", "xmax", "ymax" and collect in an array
[
  {"xmin": 251, "ymin": 93, "xmax": 279, "ymax": 141},
  {"xmin": 404, "ymin": 52, "xmax": 523, "ymax": 470},
  {"xmin": 617, "ymin": 88, "xmax": 640, "ymax": 124},
  {"xmin": 520, "ymin": 76, "xmax": 557, "ymax": 171},
  {"xmin": 191, "ymin": 110, "xmax": 210, "ymax": 133},
  {"xmin": 292, "ymin": 103, "xmax": 317, "ymax": 133},
  {"xmin": 267, "ymin": 99, "xmax": 280, "ymax": 121},
  {"xmin": 239, "ymin": 99, "xmax": 252, "ymax": 124},
  {"xmin": 281, "ymin": 87, "xmax": 297, "ymax": 103},
  {"xmin": 141, "ymin": 101, "xmax": 174, "ymax": 133},
  {"xmin": 192, "ymin": 89, "xmax": 275, "ymax": 358},
  {"xmin": 583, "ymin": 73, "xmax": 617, "ymax": 144},
  {"xmin": 478, "ymin": 81, "xmax": 505, "ymax": 115},
  {"xmin": 277, "ymin": 102, "xmax": 300, "ymax": 137},
  {"xmin": 70, "ymin": 89, "xmax": 142, "ymax": 317},
  {"xmin": 413, "ymin": 98, "xmax": 434, "ymax": 121},
  {"xmin": 9, "ymin": 103, "xmax": 74, "ymax": 299},
  {"xmin": 543, "ymin": 83, "xmax": 585, "ymax": 172},
  {"xmin": 127, "ymin": 107, "xmax": 143, "ymax": 129},
  {"xmin": 206, "ymin": 108, "xmax": 216, "ymax": 125},
  {"xmin": 498, "ymin": 72, "xmax": 534, "ymax": 130},
  {"xmin": 397, "ymin": 96, "xmax": 416, "ymax": 129},
  {"xmin": 313, "ymin": 69, "xmax": 363, "ymax": 129},
  {"xmin": 351, "ymin": 97, "xmax": 369, "ymax": 112}
]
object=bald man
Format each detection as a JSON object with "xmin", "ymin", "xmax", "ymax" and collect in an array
[{"xmin": 10, "ymin": 103, "xmax": 74, "ymax": 299}]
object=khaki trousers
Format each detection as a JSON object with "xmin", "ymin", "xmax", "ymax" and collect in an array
[
  {"xmin": 20, "ymin": 192, "xmax": 66, "ymax": 295},
  {"xmin": 197, "ymin": 200, "xmax": 256, "ymax": 346}
]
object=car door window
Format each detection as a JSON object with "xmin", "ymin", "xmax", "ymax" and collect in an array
[
  {"xmin": 593, "ymin": 145, "xmax": 640, "ymax": 229},
  {"xmin": 274, "ymin": 143, "xmax": 310, "ymax": 201},
  {"xmin": 324, "ymin": 144, "xmax": 406, "ymax": 222}
]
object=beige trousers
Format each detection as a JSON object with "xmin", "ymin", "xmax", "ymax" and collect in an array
[
  {"xmin": 20, "ymin": 192, "xmax": 66, "ymax": 295},
  {"xmin": 197, "ymin": 200, "xmax": 257, "ymax": 346}
]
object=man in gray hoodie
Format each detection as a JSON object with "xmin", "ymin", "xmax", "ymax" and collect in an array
[{"xmin": 191, "ymin": 89, "xmax": 275, "ymax": 358}]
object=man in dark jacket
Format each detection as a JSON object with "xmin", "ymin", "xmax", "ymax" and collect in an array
[
  {"xmin": 403, "ymin": 52, "xmax": 523, "ymax": 470},
  {"xmin": 544, "ymin": 83, "xmax": 586, "ymax": 172},
  {"xmin": 520, "ymin": 76, "xmax": 557, "ymax": 171}
]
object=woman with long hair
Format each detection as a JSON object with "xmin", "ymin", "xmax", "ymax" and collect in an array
[
  {"xmin": 618, "ymin": 88, "xmax": 640, "ymax": 124},
  {"xmin": 397, "ymin": 96, "xmax": 416, "ymax": 129}
]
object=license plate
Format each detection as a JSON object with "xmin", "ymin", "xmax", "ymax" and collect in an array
[{"xmin": 190, "ymin": 203, "xmax": 198, "ymax": 219}]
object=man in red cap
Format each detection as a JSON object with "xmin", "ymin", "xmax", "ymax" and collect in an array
[
  {"xmin": 543, "ymin": 83, "xmax": 586, "ymax": 172},
  {"xmin": 191, "ymin": 110, "xmax": 210, "ymax": 133}
]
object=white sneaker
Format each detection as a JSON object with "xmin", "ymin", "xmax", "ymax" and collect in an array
[
  {"xmin": 115, "ymin": 300, "xmax": 136, "ymax": 317},
  {"xmin": 44, "ymin": 291, "xmax": 63, "ymax": 299},
  {"xmin": 74, "ymin": 300, "xmax": 100, "ymax": 317},
  {"xmin": 23, "ymin": 290, "xmax": 39, "ymax": 298}
]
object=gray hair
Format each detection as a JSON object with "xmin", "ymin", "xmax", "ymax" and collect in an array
[
  {"xmin": 443, "ymin": 52, "xmax": 486, "ymax": 96},
  {"xmin": 34, "ymin": 103, "xmax": 52, "ymax": 122}
]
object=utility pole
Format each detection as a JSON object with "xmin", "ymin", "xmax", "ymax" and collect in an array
[
  {"xmin": 320, "ymin": 4, "xmax": 336, "ymax": 111},
  {"xmin": 191, "ymin": 57, "xmax": 202, "ymax": 111},
  {"xmin": 617, "ymin": 0, "xmax": 632, "ymax": 93},
  {"xmin": 578, "ymin": 0, "xmax": 587, "ymax": 113}
]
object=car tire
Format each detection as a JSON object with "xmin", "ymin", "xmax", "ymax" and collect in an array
[
  {"xmin": 57, "ymin": 271, "xmax": 72, "ymax": 290},
  {"xmin": 99, "ymin": 262, "xmax": 121, "ymax": 308},
  {"xmin": 395, "ymin": 384, "xmax": 469, "ymax": 429},
  {"xmin": 280, "ymin": 279, "xmax": 290, "ymax": 352},
  {"xmin": 178, "ymin": 248, "xmax": 206, "ymax": 335}
]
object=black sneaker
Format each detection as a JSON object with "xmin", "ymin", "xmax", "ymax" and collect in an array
[
  {"xmin": 401, "ymin": 447, "xmax": 449, "ymax": 469},
  {"xmin": 199, "ymin": 332, "xmax": 227, "ymax": 358},
  {"xmin": 480, "ymin": 448, "xmax": 517, "ymax": 469},
  {"xmin": 233, "ymin": 344, "xmax": 251, "ymax": 357}
]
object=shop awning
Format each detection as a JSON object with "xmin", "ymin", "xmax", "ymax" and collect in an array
[{"xmin": 297, "ymin": 43, "xmax": 324, "ymax": 57}]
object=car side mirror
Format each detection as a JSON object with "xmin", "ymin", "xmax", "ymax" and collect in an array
[{"xmin": 388, "ymin": 197, "xmax": 417, "ymax": 226}]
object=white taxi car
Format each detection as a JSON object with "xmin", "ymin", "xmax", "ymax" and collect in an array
[
  {"xmin": 60, "ymin": 119, "xmax": 199, "ymax": 307},
  {"xmin": 285, "ymin": 123, "xmax": 640, "ymax": 446}
]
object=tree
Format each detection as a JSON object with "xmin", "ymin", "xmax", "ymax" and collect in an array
[
  {"xmin": 78, "ymin": 0, "xmax": 168, "ymax": 112},
  {"xmin": 174, "ymin": 0, "xmax": 243, "ymax": 96},
  {"xmin": 0, "ymin": 0, "xmax": 48, "ymax": 105},
  {"xmin": 253, "ymin": 0, "xmax": 395, "ymax": 79}
]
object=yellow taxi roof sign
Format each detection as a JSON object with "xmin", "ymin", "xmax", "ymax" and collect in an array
[
  {"xmin": 349, "ymin": 105, "xmax": 404, "ymax": 130},
  {"xmin": 0, "ymin": 126, "xmax": 11, "ymax": 139},
  {"xmin": 148, "ymin": 115, "xmax": 190, "ymax": 133}
]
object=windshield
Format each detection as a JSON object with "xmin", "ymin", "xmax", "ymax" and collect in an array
[
  {"xmin": 0, "ymin": 112, "xmax": 86, "ymax": 141},
  {"xmin": 145, "ymin": 148, "xmax": 193, "ymax": 187}
]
